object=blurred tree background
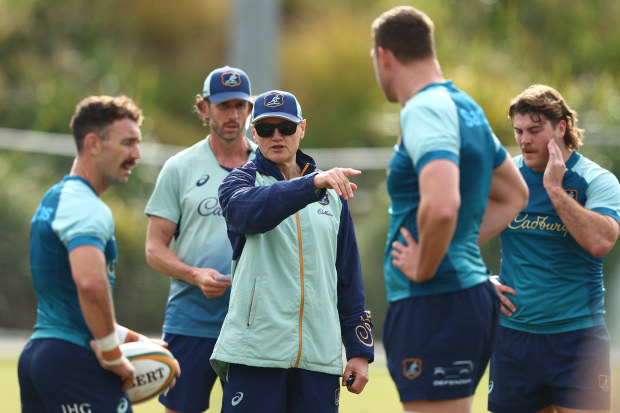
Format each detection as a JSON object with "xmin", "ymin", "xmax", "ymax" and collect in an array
[{"xmin": 2, "ymin": 0, "xmax": 620, "ymax": 342}]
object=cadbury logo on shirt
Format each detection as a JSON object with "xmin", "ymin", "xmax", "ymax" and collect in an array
[
  {"xmin": 198, "ymin": 197, "xmax": 223, "ymax": 217},
  {"xmin": 508, "ymin": 213, "xmax": 568, "ymax": 237}
]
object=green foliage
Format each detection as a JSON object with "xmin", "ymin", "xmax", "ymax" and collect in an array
[{"xmin": 3, "ymin": 0, "xmax": 620, "ymax": 147}]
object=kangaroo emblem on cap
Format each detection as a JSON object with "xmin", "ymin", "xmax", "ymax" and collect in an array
[
  {"xmin": 265, "ymin": 94, "xmax": 284, "ymax": 107},
  {"xmin": 221, "ymin": 72, "xmax": 241, "ymax": 87}
]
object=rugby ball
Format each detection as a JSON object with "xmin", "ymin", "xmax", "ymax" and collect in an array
[{"xmin": 120, "ymin": 341, "xmax": 177, "ymax": 403}]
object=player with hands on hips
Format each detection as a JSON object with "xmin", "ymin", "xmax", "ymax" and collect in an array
[
  {"xmin": 370, "ymin": 6, "xmax": 528, "ymax": 413},
  {"xmin": 488, "ymin": 84, "xmax": 620, "ymax": 413}
]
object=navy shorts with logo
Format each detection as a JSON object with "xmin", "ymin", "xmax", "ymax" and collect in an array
[
  {"xmin": 18, "ymin": 338, "xmax": 132, "ymax": 413},
  {"xmin": 383, "ymin": 280, "xmax": 500, "ymax": 402},
  {"xmin": 221, "ymin": 363, "xmax": 341, "ymax": 413},
  {"xmin": 488, "ymin": 325, "xmax": 611, "ymax": 413},
  {"xmin": 158, "ymin": 333, "xmax": 221, "ymax": 412}
]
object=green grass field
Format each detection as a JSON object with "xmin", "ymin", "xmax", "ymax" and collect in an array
[{"xmin": 3, "ymin": 356, "xmax": 617, "ymax": 412}]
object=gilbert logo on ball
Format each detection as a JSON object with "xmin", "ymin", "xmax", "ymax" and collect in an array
[{"xmin": 120, "ymin": 341, "xmax": 177, "ymax": 403}]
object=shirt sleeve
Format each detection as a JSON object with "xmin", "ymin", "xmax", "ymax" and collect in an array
[
  {"xmin": 144, "ymin": 158, "xmax": 182, "ymax": 223},
  {"xmin": 586, "ymin": 171, "xmax": 620, "ymax": 224},
  {"xmin": 53, "ymin": 185, "xmax": 114, "ymax": 252},
  {"xmin": 401, "ymin": 90, "xmax": 460, "ymax": 173}
]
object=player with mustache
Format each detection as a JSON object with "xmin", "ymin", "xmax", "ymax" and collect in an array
[{"xmin": 489, "ymin": 85, "xmax": 620, "ymax": 413}]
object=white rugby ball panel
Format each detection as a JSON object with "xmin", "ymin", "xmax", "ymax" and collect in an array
[{"xmin": 120, "ymin": 341, "xmax": 177, "ymax": 404}]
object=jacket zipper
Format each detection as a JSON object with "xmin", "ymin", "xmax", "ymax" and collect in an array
[
  {"xmin": 284, "ymin": 164, "xmax": 309, "ymax": 367},
  {"xmin": 294, "ymin": 210, "xmax": 304, "ymax": 368}
]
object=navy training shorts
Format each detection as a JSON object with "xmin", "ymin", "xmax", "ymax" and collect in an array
[
  {"xmin": 383, "ymin": 280, "xmax": 500, "ymax": 402},
  {"xmin": 221, "ymin": 363, "xmax": 341, "ymax": 413},
  {"xmin": 158, "ymin": 333, "xmax": 221, "ymax": 412},
  {"xmin": 488, "ymin": 325, "xmax": 611, "ymax": 412},
  {"xmin": 18, "ymin": 338, "xmax": 132, "ymax": 413}
]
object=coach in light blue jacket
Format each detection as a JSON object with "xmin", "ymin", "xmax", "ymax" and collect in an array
[{"xmin": 211, "ymin": 90, "xmax": 374, "ymax": 413}]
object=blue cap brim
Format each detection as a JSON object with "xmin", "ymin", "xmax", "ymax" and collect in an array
[
  {"xmin": 252, "ymin": 113, "xmax": 302, "ymax": 124},
  {"xmin": 206, "ymin": 91, "xmax": 253, "ymax": 104}
]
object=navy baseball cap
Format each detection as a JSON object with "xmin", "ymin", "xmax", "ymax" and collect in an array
[
  {"xmin": 251, "ymin": 90, "xmax": 303, "ymax": 124},
  {"xmin": 202, "ymin": 66, "xmax": 252, "ymax": 104}
]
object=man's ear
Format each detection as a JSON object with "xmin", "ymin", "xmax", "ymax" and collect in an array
[
  {"xmin": 376, "ymin": 46, "xmax": 394, "ymax": 70},
  {"xmin": 199, "ymin": 99, "xmax": 210, "ymax": 121},
  {"xmin": 556, "ymin": 119, "xmax": 567, "ymax": 143},
  {"xmin": 83, "ymin": 132, "xmax": 101, "ymax": 155}
]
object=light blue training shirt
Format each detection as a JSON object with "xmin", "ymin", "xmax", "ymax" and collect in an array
[
  {"xmin": 30, "ymin": 176, "xmax": 118, "ymax": 349},
  {"xmin": 384, "ymin": 80, "xmax": 507, "ymax": 302},
  {"xmin": 499, "ymin": 153, "xmax": 620, "ymax": 333},
  {"xmin": 145, "ymin": 136, "xmax": 256, "ymax": 338}
]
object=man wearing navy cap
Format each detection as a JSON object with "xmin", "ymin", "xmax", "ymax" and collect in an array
[
  {"xmin": 144, "ymin": 66, "xmax": 257, "ymax": 413},
  {"xmin": 212, "ymin": 90, "xmax": 374, "ymax": 412}
]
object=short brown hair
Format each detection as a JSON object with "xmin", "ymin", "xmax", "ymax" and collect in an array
[
  {"xmin": 508, "ymin": 85, "xmax": 584, "ymax": 150},
  {"xmin": 70, "ymin": 95, "xmax": 143, "ymax": 151},
  {"xmin": 371, "ymin": 6, "xmax": 436, "ymax": 63}
]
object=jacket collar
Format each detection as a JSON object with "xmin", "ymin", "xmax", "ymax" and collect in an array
[{"xmin": 254, "ymin": 148, "xmax": 318, "ymax": 180}]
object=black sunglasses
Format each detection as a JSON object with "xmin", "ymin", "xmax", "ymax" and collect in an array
[{"xmin": 254, "ymin": 121, "xmax": 299, "ymax": 138}]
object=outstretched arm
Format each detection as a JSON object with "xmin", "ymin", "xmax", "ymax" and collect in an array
[{"xmin": 312, "ymin": 167, "xmax": 361, "ymax": 200}]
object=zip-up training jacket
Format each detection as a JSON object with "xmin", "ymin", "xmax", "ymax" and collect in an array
[{"xmin": 210, "ymin": 149, "xmax": 374, "ymax": 379}]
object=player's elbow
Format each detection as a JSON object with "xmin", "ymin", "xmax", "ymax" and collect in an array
[
  {"xmin": 588, "ymin": 240, "xmax": 614, "ymax": 258},
  {"xmin": 411, "ymin": 272, "xmax": 434, "ymax": 283},
  {"xmin": 75, "ymin": 277, "xmax": 108, "ymax": 304},
  {"xmin": 516, "ymin": 183, "xmax": 529, "ymax": 211},
  {"xmin": 430, "ymin": 202, "xmax": 460, "ymax": 226},
  {"xmin": 507, "ymin": 180, "xmax": 529, "ymax": 217},
  {"xmin": 144, "ymin": 242, "xmax": 161, "ymax": 269}
]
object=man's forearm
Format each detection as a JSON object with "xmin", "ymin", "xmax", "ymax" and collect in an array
[{"xmin": 547, "ymin": 185, "xmax": 618, "ymax": 257}]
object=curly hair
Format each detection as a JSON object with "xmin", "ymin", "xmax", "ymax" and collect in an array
[{"xmin": 508, "ymin": 85, "xmax": 584, "ymax": 150}]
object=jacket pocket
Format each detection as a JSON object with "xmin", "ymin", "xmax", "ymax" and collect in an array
[{"xmin": 247, "ymin": 278, "xmax": 258, "ymax": 327}]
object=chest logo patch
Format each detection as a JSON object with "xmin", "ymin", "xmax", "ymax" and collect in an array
[
  {"xmin": 317, "ymin": 193, "xmax": 330, "ymax": 206},
  {"xmin": 196, "ymin": 174, "xmax": 210, "ymax": 186}
]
